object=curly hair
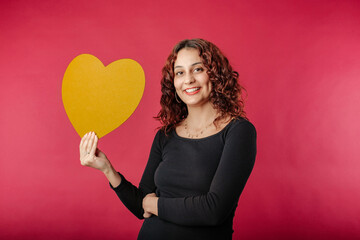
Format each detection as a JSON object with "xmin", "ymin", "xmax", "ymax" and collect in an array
[{"xmin": 155, "ymin": 39, "xmax": 247, "ymax": 134}]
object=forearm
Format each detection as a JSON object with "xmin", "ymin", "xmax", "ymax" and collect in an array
[
  {"xmin": 108, "ymin": 155, "xmax": 160, "ymax": 219},
  {"xmin": 157, "ymin": 163, "xmax": 254, "ymax": 227},
  {"xmin": 110, "ymin": 172, "xmax": 146, "ymax": 219},
  {"xmin": 158, "ymin": 193, "xmax": 229, "ymax": 226},
  {"xmin": 110, "ymin": 130, "xmax": 163, "ymax": 219}
]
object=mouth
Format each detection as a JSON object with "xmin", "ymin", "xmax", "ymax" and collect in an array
[{"xmin": 184, "ymin": 87, "xmax": 201, "ymax": 95}]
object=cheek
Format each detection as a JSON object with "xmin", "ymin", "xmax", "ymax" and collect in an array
[
  {"xmin": 203, "ymin": 76, "xmax": 211, "ymax": 90},
  {"xmin": 205, "ymin": 78, "xmax": 212, "ymax": 94},
  {"xmin": 173, "ymin": 78, "xmax": 181, "ymax": 91}
]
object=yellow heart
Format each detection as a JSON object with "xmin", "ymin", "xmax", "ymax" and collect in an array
[{"xmin": 62, "ymin": 54, "xmax": 145, "ymax": 138}]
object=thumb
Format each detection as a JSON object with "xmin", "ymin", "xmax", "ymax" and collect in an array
[{"xmin": 143, "ymin": 211, "xmax": 152, "ymax": 218}]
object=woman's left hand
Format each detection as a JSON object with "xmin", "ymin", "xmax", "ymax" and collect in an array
[{"xmin": 142, "ymin": 193, "xmax": 159, "ymax": 218}]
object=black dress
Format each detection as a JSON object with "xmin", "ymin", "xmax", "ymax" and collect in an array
[{"xmin": 110, "ymin": 118, "xmax": 257, "ymax": 240}]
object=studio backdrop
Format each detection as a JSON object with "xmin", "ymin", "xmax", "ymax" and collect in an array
[{"xmin": 1, "ymin": 0, "xmax": 359, "ymax": 239}]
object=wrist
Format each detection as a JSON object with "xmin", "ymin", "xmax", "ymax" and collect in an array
[
  {"xmin": 153, "ymin": 197, "xmax": 159, "ymax": 216},
  {"xmin": 104, "ymin": 165, "xmax": 122, "ymax": 188},
  {"xmin": 102, "ymin": 162, "xmax": 114, "ymax": 175}
]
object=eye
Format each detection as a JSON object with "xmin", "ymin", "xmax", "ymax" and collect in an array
[
  {"xmin": 175, "ymin": 71, "xmax": 183, "ymax": 76},
  {"xmin": 194, "ymin": 67, "xmax": 203, "ymax": 73}
]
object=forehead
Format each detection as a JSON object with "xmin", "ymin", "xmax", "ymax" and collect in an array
[{"xmin": 174, "ymin": 48, "xmax": 202, "ymax": 67}]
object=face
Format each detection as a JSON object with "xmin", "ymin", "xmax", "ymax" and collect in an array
[{"xmin": 173, "ymin": 48, "xmax": 212, "ymax": 107}]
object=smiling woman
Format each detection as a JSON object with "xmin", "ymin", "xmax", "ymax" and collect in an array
[
  {"xmin": 79, "ymin": 39, "xmax": 257, "ymax": 240},
  {"xmin": 157, "ymin": 39, "xmax": 247, "ymax": 134}
]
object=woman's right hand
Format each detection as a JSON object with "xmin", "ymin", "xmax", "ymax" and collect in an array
[{"xmin": 79, "ymin": 131, "xmax": 110, "ymax": 173}]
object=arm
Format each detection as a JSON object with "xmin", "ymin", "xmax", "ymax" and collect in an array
[
  {"xmin": 156, "ymin": 121, "xmax": 257, "ymax": 226},
  {"xmin": 79, "ymin": 131, "xmax": 163, "ymax": 219},
  {"xmin": 109, "ymin": 130, "xmax": 163, "ymax": 219}
]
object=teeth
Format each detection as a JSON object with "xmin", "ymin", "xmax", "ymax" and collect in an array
[{"xmin": 185, "ymin": 88, "xmax": 200, "ymax": 93}]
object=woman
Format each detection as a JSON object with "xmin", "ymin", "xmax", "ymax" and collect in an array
[{"xmin": 79, "ymin": 39, "xmax": 257, "ymax": 239}]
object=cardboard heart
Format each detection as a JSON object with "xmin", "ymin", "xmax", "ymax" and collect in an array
[{"xmin": 62, "ymin": 54, "xmax": 145, "ymax": 138}]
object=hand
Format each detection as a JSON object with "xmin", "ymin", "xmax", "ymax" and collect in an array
[
  {"xmin": 143, "ymin": 210, "xmax": 152, "ymax": 219},
  {"xmin": 142, "ymin": 193, "xmax": 158, "ymax": 218},
  {"xmin": 79, "ymin": 131, "xmax": 110, "ymax": 173}
]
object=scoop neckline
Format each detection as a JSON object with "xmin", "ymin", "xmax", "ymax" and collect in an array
[{"xmin": 173, "ymin": 118, "xmax": 238, "ymax": 141}]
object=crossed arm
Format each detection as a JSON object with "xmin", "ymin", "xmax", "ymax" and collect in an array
[{"xmin": 110, "ymin": 121, "xmax": 256, "ymax": 226}]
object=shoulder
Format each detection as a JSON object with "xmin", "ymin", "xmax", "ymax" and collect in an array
[
  {"xmin": 152, "ymin": 128, "xmax": 172, "ymax": 149},
  {"xmin": 228, "ymin": 117, "xmax": 256, "ymax": 134},
  {"xmin": 222, "ymin": 118, "xmax": 257, "ymax": 159},
  {"xmin": 222, "ymin": 117, "xmax": 257, "ymax": 142}
]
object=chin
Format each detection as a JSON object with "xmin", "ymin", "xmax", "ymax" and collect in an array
[{"xmin": 184, "ymin": 99, "xmax": 210, "ymax": 107}]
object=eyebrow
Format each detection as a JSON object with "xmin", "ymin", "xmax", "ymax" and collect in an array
[{"xmin": 174, "ymin": 62, "xmax": 203, "ymax": 69}]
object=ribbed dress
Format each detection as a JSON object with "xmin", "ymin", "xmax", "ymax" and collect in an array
[{"xmin": 110, "ymin": 118, "xmax": 257, "ymax": 240}]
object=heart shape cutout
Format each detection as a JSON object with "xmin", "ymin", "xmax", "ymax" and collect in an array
[{"xmin": 62, "ymin": 54, "xmax": 145, "ymax": 138}]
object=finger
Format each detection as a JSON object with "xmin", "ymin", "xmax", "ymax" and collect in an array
[
  {"xmin": 86, "ymin": 132, "xmax": 94, "ymax": 154},
  {"xmin": 146, "ymin": 193, "xmax": 156, "ymax": 198},
  {"xmin": 81, "ymin": 134, "xmax": 93, "ymax": 165},
  {"xmin": 90, "ymin": 133, "xmax": 98, "ymax": 156},
  {"xmin": 82, "ymin": 133, "xmax": 93, "ymax": 156},
  {"xmin": 82, "ymin": 132, "xmax": 90, "ymax": 148},
  {"xmin": 79, "ymin": 132, "xmax": 89, "ymax": 150},
  {"xmin": 143, "ymin": 211, "xmax": 152, "ymax": 218},
  {"xmin": 80, "ymin": 133, "xmax": 89, "ymax": 160},
  {"xmin": 80, "ymin": 133, "xmax": 89, "ymax": 157}
]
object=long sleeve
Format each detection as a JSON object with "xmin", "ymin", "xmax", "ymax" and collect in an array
[
  {"xmin": 110, "ymin": 130, "xmax": 163, "ymax": 219},
  {"xmin": 157, "ymin": 120, "xmax": 256, "ymax": 226}
]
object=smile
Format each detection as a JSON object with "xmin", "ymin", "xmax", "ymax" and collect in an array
[{"xmin": 184, "ymin": 87, "xmax": 201, "ymax": 95}]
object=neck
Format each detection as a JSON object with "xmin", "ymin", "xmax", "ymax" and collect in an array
[{"xmin": 186, "ymin": 102, "xmax": 218, "ymax": 129}]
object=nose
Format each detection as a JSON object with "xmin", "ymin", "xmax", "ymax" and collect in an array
[{"xmin": 184, "ymin": 73, "xmax": 195, "ymax": 84}]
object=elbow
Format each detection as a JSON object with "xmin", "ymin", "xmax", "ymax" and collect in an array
[
  {"xmin": 129, "ymin": 208, "xmax": 145, "ymax": 220},
  {"xmin": 205, "ymin": 211, "xmax": 228, "ymax": 226},
  {"xmin": 200, "ymin": 193, "xmax": 232, "ymax": 226}
]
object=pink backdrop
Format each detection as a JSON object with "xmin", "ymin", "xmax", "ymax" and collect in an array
[{"xmin": 1, "ymin": 0, "xmax": 359, "ymax": 239}]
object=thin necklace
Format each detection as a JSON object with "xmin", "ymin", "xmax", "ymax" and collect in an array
[{"xmin": 184, "ymin": 119, "xmax": 214, "ymax": 138}]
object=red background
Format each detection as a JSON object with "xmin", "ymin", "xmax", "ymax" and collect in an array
[{"xmin": 1, "ymin": 0, "xmax": 359, "ymax": 239}]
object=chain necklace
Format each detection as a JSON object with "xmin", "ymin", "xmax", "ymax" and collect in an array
[{"xmin": 184, "ymin": 119, "xmax": 214, "ymax": 138}]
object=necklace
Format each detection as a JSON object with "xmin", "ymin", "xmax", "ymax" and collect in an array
[{"xmin": 184, "ymin": 119, "xmax": 214, "ymax": 138}]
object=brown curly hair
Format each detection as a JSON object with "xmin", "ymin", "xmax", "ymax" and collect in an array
[{"xmin": 155, "ymin": 39, "xmax": 247, "ymax": 133}]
